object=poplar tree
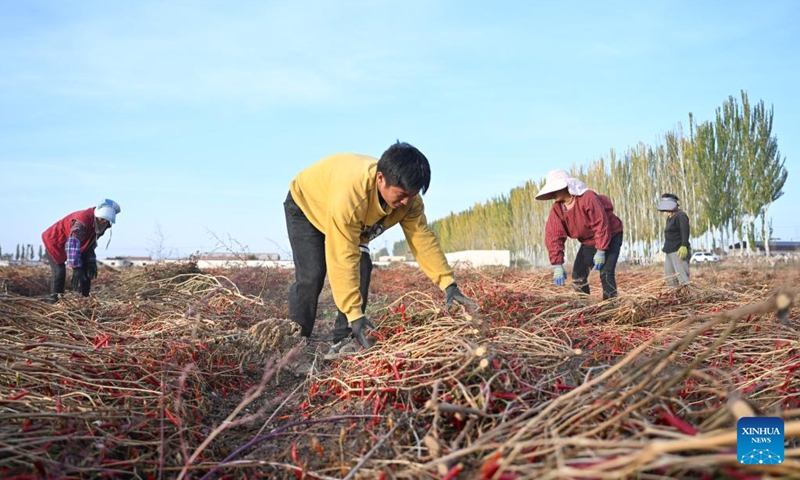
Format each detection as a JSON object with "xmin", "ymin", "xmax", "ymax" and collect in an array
[
  {"xmin": 393, "ymin": 240, "xmax": 408, "ymax": 257},
  {"xmin": 430, "ymin": 93, "xmax": 787, "ymax": 265},
  {"xmin": 736, "ymin": 91, "xmax": 788, "ymax": 255}
]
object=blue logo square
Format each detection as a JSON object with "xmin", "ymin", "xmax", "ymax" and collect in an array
[{"xmin": 737, "ymin": 417, "xmax": 784, "ymax": 465}]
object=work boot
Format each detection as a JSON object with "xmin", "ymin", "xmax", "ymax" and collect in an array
[{"xmin": 287, "ymin": 352, "xmax": 318, "ymax": 376}]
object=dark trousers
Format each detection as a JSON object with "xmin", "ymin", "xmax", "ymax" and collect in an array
[
  {"xmin": 284, "ymin": 192, "xmax": 371, "ymax": 339},
  {"xmin": 333, "ymin": 253, "xmax": 371, "ymax": 343},
  {"xmin": 45, "ymin": 252, "xmax": 91, "ymax": 298},
  {"xmin": 572, "ymin": 232, "xmax": 623, "ymax": 300}
]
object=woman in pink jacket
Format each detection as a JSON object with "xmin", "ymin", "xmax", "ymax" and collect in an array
[{"xmin": 535, "ymin": 170, "xmax": 624, "ymax": 300}]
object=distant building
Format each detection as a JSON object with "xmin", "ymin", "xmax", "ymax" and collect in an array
[
  {"xmin": 373, "ymin": 250, "xmax": 512, "ymax": 269},
  {"xmin": 0, "ymin": 258, "xmax": 44, "ymax": 267},
  {"xmin": 165, "ymin": 252, "xmax": 292, "ymax": 269},
  {"xmin": 445, "ymin": 250, "xmax": 512, "ymax": 268},
  {"xmin": 378, "ymin": 255, "xmax": 407, "ymax": 263},
  {"xmin": 100, "ymin": 256, "xmax": 157, "ymax": 267},
  {"xmin": 728, "ymin": 241, "xmax": 800, "ymax": 254}
]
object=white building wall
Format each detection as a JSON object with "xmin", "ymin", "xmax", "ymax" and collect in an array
[
  {"xmin": 183, "ymin": 259, "xmax": 295, "ymax": 269},
  {"xmin": 445, "ymin": 250, "xmax": 511, "ymax": 268}
]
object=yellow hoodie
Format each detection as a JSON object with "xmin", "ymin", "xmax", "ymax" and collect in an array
[{"xmin": 290, "ymin": 153, "xmax": 455, "ymax": 321}]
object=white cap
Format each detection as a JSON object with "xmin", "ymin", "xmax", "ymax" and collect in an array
[{"xmin": 95, "ymin": 199, "xmax": 121, "ymax": 224}]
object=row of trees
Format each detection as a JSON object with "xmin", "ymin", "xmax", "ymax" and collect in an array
[
  {"xmin": 394, "ymin": 91, "xmax": 788, "ymax": 266},
  {"xmin": 0, "ymin": 244, "xmax": 45, "ymax": 262}
]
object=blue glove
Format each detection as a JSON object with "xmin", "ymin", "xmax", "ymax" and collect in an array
[
  {"xmin": 593, "ymin": 250, "xmax": 606, "ymax": 270},
  {"xmin": 553, "ymin": 265, "xmax": 566, "ymax": 286}
]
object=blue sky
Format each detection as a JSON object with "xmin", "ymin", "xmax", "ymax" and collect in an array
[{"xmin": 1, "ymin": 0, "xmax": 798, "ymax": 260}]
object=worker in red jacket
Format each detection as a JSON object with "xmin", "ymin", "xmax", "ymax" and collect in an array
[
  {"xmin": 41, "ymin": 199, "xmax": 121, "ymax": 302},
  {"xmin": 535, "ymin": 170, "xmax": 624, "ymax": 300}
]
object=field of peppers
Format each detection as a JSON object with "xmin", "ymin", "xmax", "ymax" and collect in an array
[{"xmin": 1, "ymin": 261, "xmax": 798, "ymax": 479}]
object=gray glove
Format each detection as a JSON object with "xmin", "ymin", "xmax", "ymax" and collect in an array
[
  {"xmin": 349, "ymin": 316, "xmax": 376, "ymax": 349},
  {"xmin": 445, "ymin": 283, "xmax": 478, "ymax": 310}
]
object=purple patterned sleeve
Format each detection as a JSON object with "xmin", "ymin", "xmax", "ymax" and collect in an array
[
  {"xmin": 65, "ymin": 238, "xmax": 82, "ymax": 268},
  {"xmin": 66, "ymin": 219, "xmax": 88, "ymax": 268}
]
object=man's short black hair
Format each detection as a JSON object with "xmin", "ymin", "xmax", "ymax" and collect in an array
[
  {"xmin": 377, "ymin": 141, "xmax": 431, "ymax": 195},
  {"xmin": 661, "ymin": 193, "xmax": 679, "ymax": 201}
]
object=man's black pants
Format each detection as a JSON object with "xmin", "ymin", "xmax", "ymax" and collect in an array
[{"xmin": 284, "ymin": 192, "xmax": 371, "ymax": 340}]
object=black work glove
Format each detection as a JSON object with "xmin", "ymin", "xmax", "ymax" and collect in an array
[
  {"xmin": 349, "ymin": 316, "xmax": 376, "ymax": 349},
  {"xmin": 71, "ymin": 267, "xmax": 86, "ymax": 291},
  {"xmin": 87, "ymin": 262, "xmax": 98, "ymax": 280},
  {"xmin": 445, "ymin": 283, "xmax": 478, "ymax": 310}
]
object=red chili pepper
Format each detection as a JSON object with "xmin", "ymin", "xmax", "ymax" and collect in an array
[
  {"xmin": 553, "ymin": 380, "xmax": 575, "ymax": 392},
  {"xmin": 742, "ymin": 382, "xmax": 757, "ymax": 394},
  {"xmin": 165, "ymin": 409, "xmax": 180, "ymax": 426},
  {"xmin": 491, "ymin": 392, "xmax": 518, "ymax": 400},
  {"xmin": 442, "ymin": 463, "xmax": 463, "ymax": 480},
  {"xmin": 391, "ymin": 361, "xmax": 402, "ymax": 381},
  {"xmin": 658, "ymin": 407, "xmax": 697, "ymax": 435},
  {"xmin": 291, "ymin": 442, "xmax": 302, "ymax": 479},
  {"xmin": 719, "ymin": 467, "xmax": 763, "ymax": 480},
  {"xmin": 372, "ymin": 394, "xmax": 382, "ymax": 416},
  {"xmin": 6, "ymin": 390, "xmax": 30, "ymax": 401},
  {"xmin": 313, "ymin": 439, "xmax": 324, "ymax": 456},
  {"xmin": 478, "ymin": 452, "xmax": 502, "ymax": 479},
  {"xmin": 93, "ymin": 334, "xmax": 111, "ymax": 349}
]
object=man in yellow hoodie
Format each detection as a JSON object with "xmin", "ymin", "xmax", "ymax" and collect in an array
[{"xmin": 285, "ymin": 140, "xmax": 477, "ymax": 355}]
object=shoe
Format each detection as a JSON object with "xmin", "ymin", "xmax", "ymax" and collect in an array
[
  {"xmin": 287, "ymin": 353, "xmax": 318, "ymax": 376},
  {"xmin": 324, "ymin": 337, "xmax": 361, "ymax": 360},
  {"xmin": 40, "ymin": 295, "xmax": 59, "ymax": 304},
  {"xmin": 290, "ymin": 361, "xmax": 316, "ymax": 376}
]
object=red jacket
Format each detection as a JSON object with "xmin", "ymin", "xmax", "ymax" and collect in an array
[
  {"xmin": 41, "ymin": 207, "xmax": 97, "ymax": 264},
  {"xmin": 545, "ymin": 190, "xmax": 624, "ymax": 265}
]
